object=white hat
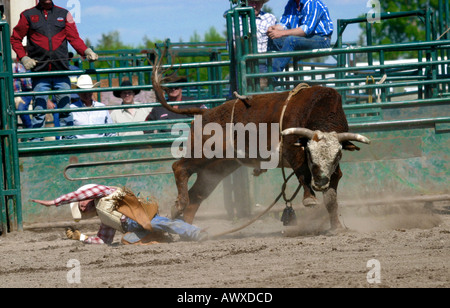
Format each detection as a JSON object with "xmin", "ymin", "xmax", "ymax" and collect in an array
[
  {"xmin": 69, "ymin": 184, "xmax": 99, "ymax": 222},
  {"xmin": 70, "ymin": 202, "xmax": 82, "ymax": 222},
  {"xmin": 74, "ymin": 75, "xmax": 100, "ymax": 89}
]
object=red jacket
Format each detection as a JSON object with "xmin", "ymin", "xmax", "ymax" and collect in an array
[{"xmin": 11, "ymin": 2, "xmax": 88, "ymax": 72}]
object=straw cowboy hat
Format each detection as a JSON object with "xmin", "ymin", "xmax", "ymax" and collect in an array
[
  {"xmin": 113, "ymin": 80, "xmax": 141, "ymax": 98},
  {"xmin": 73, "ymin": 74, "xmax": 100, "ymax": 89}
]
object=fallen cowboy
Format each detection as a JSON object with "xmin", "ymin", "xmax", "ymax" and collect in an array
[{"xmin": 31, "ymin": 184, "xmax": 208, "ymax": 245}]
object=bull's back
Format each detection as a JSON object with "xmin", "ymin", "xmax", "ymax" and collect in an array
[
  {"xmin": 200, "ymin": 86, "xmax": 347, "ymax": 132},
  {"xmin": 201, "ymin": 92, "xmax": 291, "ymax": 125}
]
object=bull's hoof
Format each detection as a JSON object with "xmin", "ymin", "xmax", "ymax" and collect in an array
[
  {"xmin": 170, "ymin": 205, "xmax": 183, "ymax": 220},
  {"xmin": 303, "ymin": 197, "xmax": 319, "ymax": 208},
  {"xmin": 325, "ymin": 224, "xmax": 347, "ymax": 236}
]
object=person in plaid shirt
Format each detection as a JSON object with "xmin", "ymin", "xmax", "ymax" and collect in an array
[
  {"xmin": 248, "ymin": 0, "xmax": 277, "ymax": 54},
  {"xmin": 31, "ymin": 184, "xmax": 208, "ymax": 245}
]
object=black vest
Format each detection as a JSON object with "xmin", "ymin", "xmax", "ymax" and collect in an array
[{"xmin": 24, "ymin": 5, "xmax": 70, "ymax": 72}]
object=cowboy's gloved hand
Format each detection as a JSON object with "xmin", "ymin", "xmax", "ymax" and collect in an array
[
  {"xmin": 21, "ymin": 56, "xmax": 37, "ymax": 70},
  {"xmin": 84, "ymin": 48, "xmax": 98, "ymax": 62},
  {"xmin": 66, "ymin": 227, "xmax": 82, "ymax": 241}
]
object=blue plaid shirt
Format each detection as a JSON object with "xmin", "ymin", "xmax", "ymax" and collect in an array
[{"xmin": 279, "ymin": 0, "xmax": 333, "ymax": 37}]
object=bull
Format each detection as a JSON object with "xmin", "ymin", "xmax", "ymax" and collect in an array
[{"xmin": 151, "ymin": 59, "xmax": 370, "ymax": 232}]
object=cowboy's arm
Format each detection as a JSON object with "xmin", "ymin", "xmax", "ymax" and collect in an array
[
  {"xmin": 31, "ymin": 184, "xmax": 116, "ymax": 207},
  {"xmin": 268, "ymin": 26, "xmax": 306, "ymax": 39}
]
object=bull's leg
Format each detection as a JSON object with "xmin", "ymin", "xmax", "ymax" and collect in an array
[
  {"xmin": 183, "ymin": 160, "xmax": 241, "ymax": 224},
  {"xmin": 323, "ymin": 166, "xmax": 344, "ymax": 231},
  {"xmin": 171, "ymin": 158, "xmax": 194, "ymax": 220},
  {"xmin": 293, "ymin": 163, "xmax": 319, "ymax": 208}
]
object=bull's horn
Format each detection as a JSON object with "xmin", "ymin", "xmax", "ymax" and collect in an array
[
  {"xmin": 337, "ymin": 132, "xmax": 371, "ymax": 144},
  {"xmin": 282, "ymin": 128, "xmax": 315, "ymax": 139}
]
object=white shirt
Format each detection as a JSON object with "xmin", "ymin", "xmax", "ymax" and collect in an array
[
  {"xmin": 70, "ymin": 100, "xmax": 115, "ymax": 139},
  {"xmin": 110, "ymin": 103, "xmax": 153, "ymax": 136},
  {"xmin": 256, "ymin": 11, "xmax": 277, "ymax": 53}
]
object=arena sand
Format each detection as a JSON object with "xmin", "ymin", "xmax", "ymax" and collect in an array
[{"xmin": 0, "ymin": 199, "xmax": 448, "ymax": 288}]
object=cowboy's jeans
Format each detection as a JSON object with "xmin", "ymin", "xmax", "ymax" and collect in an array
[
  {"xmin": 126, "ymin": 215, "xmax": 202, "ymax": 241},
  {"xmin": 31, "ymin": 76, "xmax": 73, "ymax": 130},
  {"xmin": 269, "ymin": 35, "xmax": 331, "ymax": 73}
]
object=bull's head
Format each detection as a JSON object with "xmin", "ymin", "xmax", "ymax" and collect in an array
[{"xmin": 282, "ymin": 128, "xmax": 370, "ymax": 191}]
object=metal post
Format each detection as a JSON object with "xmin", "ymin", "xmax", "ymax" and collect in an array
[{"xmin": 0, "ymin": 20, "xmax": 22, "ymax": 233}]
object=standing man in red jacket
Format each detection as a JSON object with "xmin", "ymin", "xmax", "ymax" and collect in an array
[{"xmin": 10, "ymin": 0, "xmax": 98, "ymax": 140}]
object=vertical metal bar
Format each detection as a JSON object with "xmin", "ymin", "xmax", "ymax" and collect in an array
[
  {"xmin": 366, "ymin": 22, "xmax": 373, "ymax": 67},
  {"xmin": 379, "ymin": 50, "xmax": 387, "ymax": 102},
  {"xmin": 418, "ymin": 49, "xmax": 424, "ymax": 99},
  {"xmin": 336, "ymin": 19, "xmax": 347, "ymax": 104},
  {"xmin": 425, "ymin": 8, "xmax": 433, "ymax": 98},
  {"xmin": 438, "ymin": 0, "xmax": 446, "ymax": 94},
  {"xmin": 226, "ymin": 10, "xmax": 238, "ymax": 95},
  {"xmin": 242, "ymin": 9, "xmax": 253, "ymax": 93},
  {"xmin": 0, "ymin": 94, "xmax": 7, "ymax": 234},
  {"xmin": 445, "ymin": 0, "xmax": 450, "ymax": 93},
  {"xmin": 248, "ymin": 8, "xmax": 258, "ymax": 93},
  {"xmin": 233, "ymin": 10, "xmax": 243, "ymax": 93},
  {"xmin": 1, "ymin": 21, "xmax": 22, "ymax": 232}
]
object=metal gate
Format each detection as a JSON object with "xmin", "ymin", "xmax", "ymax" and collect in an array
[{"xmin": 0, "ymin": 19, "xmax": 22, "ymax": 234}]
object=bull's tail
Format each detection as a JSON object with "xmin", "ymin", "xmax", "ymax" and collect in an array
[{"xmin": 151, "ymin": 49, "xmax": 206, "ymax": 116}]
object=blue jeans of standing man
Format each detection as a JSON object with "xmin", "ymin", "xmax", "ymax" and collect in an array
[
  {"xmin": 269, "ymin": 35, "xmax": 332, "ymax": 73},
  {"xmin": 31, "ymin": 76, "xmax": 73, "ymax": 132}
]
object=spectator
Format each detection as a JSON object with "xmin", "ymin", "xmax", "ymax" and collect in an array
[
  {"xmin": 70, "ymin": 75, "xmax": 115, "ymax": 139},
  {"xmin": 31, "ymin": 184, "xmax": 208, "ymax": 245},
  {"xmin": 10, "ymin": 0, "xmax": 98, "ymax": 141},
  {"xmin": 267, "ymin": 0, "xmax": 333, "ymax": 73},
  {"xmin": 249, "ymin": 0, "xmax": 277, "ymax": 54},
  {"xmin": 12, "ymin": 60, "xmax": 33, "ymax": 129},
  {"xmin": 146, "ymin": 77, "xmax": 206, "ymax": 126},
  {"xmin": 110, "ymin": 80, "xmax": 153, "ymax": 136},
  {"xmin": 248, "ymin": 0, "xmax": 277, "ymax": 88},
  {"xmin": 68, "ymin": 51, "xmax": 81, "ymax": 103}
]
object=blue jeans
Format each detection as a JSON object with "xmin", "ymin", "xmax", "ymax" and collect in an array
[
  {"xmin": 31, "ymin": 77, "xmax": 73, "ymax": 130},
  {"xmin": 269, "ymin": 35, "xmax": 331, "ymax": 73},
  {"xmin": 126, "ymin": 215, "xmax": 202, "ymax": 241},
  {"xmin": 17, "ymin": 90, "xmax": 33, "ymax": 128}
]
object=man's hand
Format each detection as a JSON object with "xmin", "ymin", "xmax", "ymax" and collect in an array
[
  {"xmin": 30, "ymin": 199, "xmax": 56, "ymax": 207},
  {"xmin": 84, "ymin": 48, "xmax": 98, "ymax": 62},
  {"xmin": 21, "ymin": 56, "xmax": 37, "ymax": 70},
  {"xmin": 66, "ymin": 227, "xmax": 81, "ymax": 241},
  {"xmin": 267, "ymin": 25, "xmax": 286, "ymax": 40}
]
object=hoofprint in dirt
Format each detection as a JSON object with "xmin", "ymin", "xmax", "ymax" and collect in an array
[{"xmin": 0, "ymin": 201, "xmax": 448, "ymax": 288}]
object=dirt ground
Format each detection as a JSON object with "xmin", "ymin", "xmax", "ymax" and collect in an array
[{"xmin": 0, "ymin": 199, "xmax": 449, "ymax": 289}]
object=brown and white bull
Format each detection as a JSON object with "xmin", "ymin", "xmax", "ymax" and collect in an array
[{"xmin": 151, "ymin": 62, "xmax": 370, "ymax": 231}]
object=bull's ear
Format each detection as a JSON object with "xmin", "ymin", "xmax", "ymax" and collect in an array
[{"xmin": 342, "ymin": 141, "xmax": 360, "ymax": 151}]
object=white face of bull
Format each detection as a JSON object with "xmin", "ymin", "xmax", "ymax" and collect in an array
[
  {"xmin": 282, "ymin": 128, "xmax": 371, "ymax": 192},
  {"xmin": 305, "ymin": 132, "xmax": 342, "ymax": 191}
]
